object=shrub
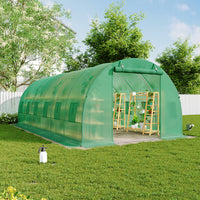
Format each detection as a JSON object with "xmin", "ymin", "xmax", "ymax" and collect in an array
[
  {"xmin": 0, "ymin": 186, "xmax": 46, "ymax": 200},
  {"xmin": 0, "ymin": 113, "xmax": 18, "ymax": 124},
  {"xmin": 131, "ymin": 114, "xmax": 138, "ymax": 125}
]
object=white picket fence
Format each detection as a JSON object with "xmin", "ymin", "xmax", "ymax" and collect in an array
[
  {"xmin": 0, "ymin": 92, "xmax": 199, "ymax": 115},
  {"xmin": 0, "ymin": 92, "xmax": 24, "ymax": 115}
]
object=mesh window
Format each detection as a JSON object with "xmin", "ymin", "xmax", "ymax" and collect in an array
[
  {"xmin": 54, "ymin": 102, "xmax": 61, "ymax": 119},
  {"xmin": 43, "ymin": 102, "xmax": 49, "ymax": 117},
  {"xmin": 34, "ymin": 102, "xmax": 39, "ymax": 115},
  {"xmin": 69, "ymin": 103, "xmax": 78, "ymax": 122}
]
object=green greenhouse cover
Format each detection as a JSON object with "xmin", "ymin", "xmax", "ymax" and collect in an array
[{"xmin": 16, "ymin": 58, "xmax": 184, "ymax": 147}]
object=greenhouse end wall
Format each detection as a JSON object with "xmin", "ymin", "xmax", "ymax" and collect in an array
[{"xmin": 112, "ymin": 59, "xmax": 184, "ymax": 140}]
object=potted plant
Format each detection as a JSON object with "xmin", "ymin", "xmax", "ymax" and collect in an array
[
  {"xmin": 148, "ymin": 108, "xmax": 152, "ymax": 114},
  {"xmin": 148, "ymin": 98, "xmax": 153, "ymax": 105},
  {"xmin": 131, "ymin": 101, "xmax": 135, "ymax": 107},
  {"xmin": 116, "ymin": 93, "xmax": 120, "ymax": 98},
  {"xmin": 116, "ymin": 93, "xmax": 120, "ymax": 103},
  {"xmin": 148, "ymin": 92, "xmax": 153, "ymax": 97},
  {"xmin": 131, "ymin": 114, "xmax": 138, "ymax": 129},
  {"xmin": 116, "ymin": 106, "xmax": 121, "ymax": 112}
]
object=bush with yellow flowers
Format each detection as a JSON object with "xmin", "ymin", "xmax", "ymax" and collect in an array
[{"xmin": 0, "ymin": 186, "xmax": 46, "ymax": 200}]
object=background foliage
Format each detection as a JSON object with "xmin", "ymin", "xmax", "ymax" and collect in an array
[
  {"xmin": 0, "ymin": 0, "xmax": 75, "ymax": 91},
  {"xmin": 156, "ymin": 39, "xmax": 200, "ymax": 94},
  {"xmin": 0, "ymin": 113, "xmax": 18, "ymax": 124},
  {"xmin": 65, "ymin": 2, "xmax": 154, "ymax": 71}
]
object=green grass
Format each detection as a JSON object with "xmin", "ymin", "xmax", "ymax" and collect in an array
[{"xmin": 0, "ymin": 115, "xmax": 200, "ymax": 200}]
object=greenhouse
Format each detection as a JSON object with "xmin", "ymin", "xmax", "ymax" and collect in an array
[{"xmin": 16, "ymin": 58, "xmax": 184, "ymax": 147}]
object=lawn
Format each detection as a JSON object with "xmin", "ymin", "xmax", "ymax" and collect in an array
[{"xmin": 0, "ymin": 115, "xmax": 200, "ymax": 200}]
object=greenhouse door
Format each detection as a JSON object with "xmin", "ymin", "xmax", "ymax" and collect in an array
[{"xmin": 112, "ymin": 72, "xmax": 161, "ymax": 141}]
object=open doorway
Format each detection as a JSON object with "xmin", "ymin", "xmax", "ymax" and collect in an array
[
  {"xmin": 112, "ymin": 91, "xmax": 161, "ymax": 145},
  {"xmin": 112, "ymin": 72, "xmax": 161, "ymax": 145}
]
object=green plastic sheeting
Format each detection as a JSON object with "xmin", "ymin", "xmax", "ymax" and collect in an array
[{"xmin": 16, "ymin": 58, "xmax": 184, "ymax": 148}]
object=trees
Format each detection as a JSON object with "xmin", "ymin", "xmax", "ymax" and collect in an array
[
  {"xmin": 0, "ymin": 0, "xmax": 75, "ymax": 91},
  {"xmin": 65, "ymin": 2, "xmax": 154, "ymax": 71},
  {"xmin": 64, "ymin": 50, "xmax": 92, "ymax": 72},
  {"xmin": 156, "ymin": 39, "xmax": 200, "ymax": 94}
]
